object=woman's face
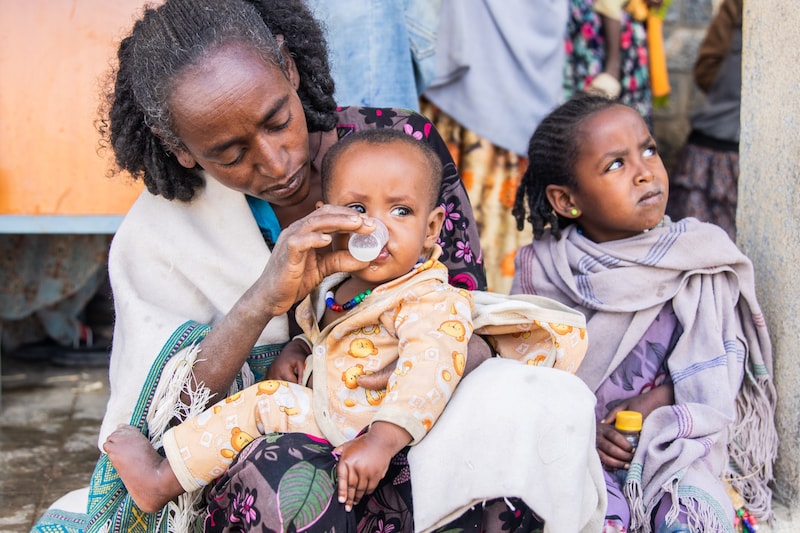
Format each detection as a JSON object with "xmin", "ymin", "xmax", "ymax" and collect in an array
[{"xmin": 168, "ymin": 41, "xmax": 312, "ymax": 207}]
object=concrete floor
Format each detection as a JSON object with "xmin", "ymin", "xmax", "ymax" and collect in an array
[
  {"xmin": 1, "ymin": 350, "xmax": 798, "ymax": 533},
  {"xmin": 0, "ymin": 351, "xmax": 109, "ymax": 533}
]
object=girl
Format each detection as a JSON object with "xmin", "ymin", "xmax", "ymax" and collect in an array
[{"xmin": 511, "ymin": 94, "xmax": 777, "ymax": 532}]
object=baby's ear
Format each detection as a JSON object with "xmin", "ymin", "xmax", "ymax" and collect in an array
[{"xmin": 424, "ymin": 206, "xmax": 446, "ymax": 248}]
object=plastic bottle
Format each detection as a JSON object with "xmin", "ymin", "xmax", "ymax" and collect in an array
[
  {"xmin": 614, "ymin": 410, "xmax": 642, "ymax": 485},
  {"xmin": 615, "ymin": 410, "xmax": 642, "ymax": 448},
  {"xmin": 348, "ymin": 218, "xmax": 389, "ymax": 262}
]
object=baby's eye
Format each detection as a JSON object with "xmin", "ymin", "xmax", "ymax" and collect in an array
[
  {"xmin": 606, "ymin": 159, "xmax": 623, "ymax": 172},
  {"xmin": 643, "ymin": 145, "xmax": 657, "ymax": 158},
  {"xmin": 391, "ymin": 206, "xmax": 412, "ymax": 216},
  {"xmin": 347, "ymin": 204, "xmax": 366, "ymax": 214}
]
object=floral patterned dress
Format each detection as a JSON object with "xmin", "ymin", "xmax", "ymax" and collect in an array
[{"xmin": 563, "ymin": 0, "xmax": 653, "ymax": 123}]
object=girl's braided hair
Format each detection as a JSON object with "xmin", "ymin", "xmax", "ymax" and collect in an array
[
  {"xmin": 98, "ymin": 0, "xmax": 336, "ymax": 201},
  {"xmin": 512, "ymin": 93, "xmax": 616, "ymax": 240}
]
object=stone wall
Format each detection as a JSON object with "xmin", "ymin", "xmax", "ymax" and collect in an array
[
  {"xmin": 656, "ymin": 0, "xmax": 800, "ymax": 524},
  {"xmin": 738, "ymin": 0, "xmax": 800, "ymax": 514}
]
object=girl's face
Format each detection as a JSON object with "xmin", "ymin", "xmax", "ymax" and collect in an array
[
  {"xmin": 168, "ymin": 41, "xmax": 312, "ymax": 207},
  {"xmin": 322, "ymin": 141, "xmax": 444, "ymax": 286},
  {"xmin": 551, "ymin": 105, "xmax": 669, "ymax": 243}
]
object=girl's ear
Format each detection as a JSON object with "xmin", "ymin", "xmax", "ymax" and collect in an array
[
  {"xmin": 424, "ymin": 206, "xmax": 446, "ymax": 249},
  {"xmin": 275, "ymin": 34, "xmax": 300, "ymax": 90},
  {"xmin": 545, "ymin": 185, "xmax": 580, "ymax": 219}
]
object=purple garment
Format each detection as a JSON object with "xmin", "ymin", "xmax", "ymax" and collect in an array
[
  {"xmin": 594, "ymin": 303, "xmax": 678, "ymax": 422},
  {"xmin": 596, "ymin": 303, "xmax": 685, "ymax": 531}
]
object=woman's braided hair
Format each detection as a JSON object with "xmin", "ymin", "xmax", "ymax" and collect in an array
[
  {"xmin": 512, "ymin": 93, "xmax": 616, "ymax": 240},
  {"xmin": 98, "ymin": 0, "xmax": 336, "ymax": 201}
]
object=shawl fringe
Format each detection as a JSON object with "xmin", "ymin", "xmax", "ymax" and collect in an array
[
  {"xmin": 726, "ymin": 372, "xmax": 779, "ymax": 522},
  {"xmin": 626, "ymin": 472, "xmax": 735, "ymax": 533},
  {"xmin": 147, "ymin": 343, "xmax": 214, "ymax": 529}
]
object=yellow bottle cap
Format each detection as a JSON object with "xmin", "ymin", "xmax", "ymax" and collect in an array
[{"xmin": 615, "ymin": 410, "xmax": 643, "ymax": 432}]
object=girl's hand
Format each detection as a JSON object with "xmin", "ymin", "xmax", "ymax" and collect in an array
[
  {"xmin": 266, "ymin": 340, "xmax": 309, "ymax": 384},
  {"xmin": 597, "ymin": 383, "xmax": 675, "ymax": 471},
  {"xmin": 334, "ymin": 422, "xmax": 411, "ymax": 512},
  {"xmin": 596, "ymin": 422, "xmax": 636, "ymax": 471}
]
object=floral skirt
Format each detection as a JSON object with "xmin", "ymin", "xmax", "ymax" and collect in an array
[
  {"xmin": 200, "ymin": 432, "xmax": 544, "ymax": 532},
  {"xmin": 563, "ymin": 0, "xmax": 652, "ymax": 122},
  {"xmin": 419, "ymin": 98, "xmax": 533, "ymax": 295}
]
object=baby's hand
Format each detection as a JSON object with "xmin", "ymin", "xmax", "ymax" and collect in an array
[
  {"xmin": 333, "ymin": 421, "xmax": 411, "ymax": 511},
  {"xmin": 596, "ymin": 422, "xmax": 636, "ymax": 471},
  {"xmin": 334, "ymin": 434, "xmax": 392, "ymax": 511},
  {"xmin": 266, "ymin": 340, "xmax": 309, "ymax": 383}
]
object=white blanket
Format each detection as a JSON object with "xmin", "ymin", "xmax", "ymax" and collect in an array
[{"xmin": 409, "ymin": 358, "xmax": 606, "ymax": 533}]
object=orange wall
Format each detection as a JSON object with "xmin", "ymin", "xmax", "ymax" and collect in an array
[{"xmin": 0, "ymin": 1, "xmax": 158, "ymax": 215}]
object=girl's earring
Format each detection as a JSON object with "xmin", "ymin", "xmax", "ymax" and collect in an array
[{"xmin": 570, "ymin": 208, "xmax": 579, "ymax": 217}]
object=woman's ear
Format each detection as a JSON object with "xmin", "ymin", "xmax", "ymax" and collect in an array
[
  {"xmin": 153, "ymin": 128, "xmax": 197, "ymax": 169},
  {"xmin": 424, "ymin": 206, "xmax": 446, "ymax": 249},
  {"xmin": 275, "ymin": 34, "xmax": 300, "ymax": 90},
  {"xmin": 545, "ymin": 185, "xmax": 580, "ymax": 219},
  {"xmin": 171, "ymin": 144, "xmax": 198, "ymax": 169},
  {"xmin": 315, "ymin": 201, "xmax": 325, "ymax": 209}
]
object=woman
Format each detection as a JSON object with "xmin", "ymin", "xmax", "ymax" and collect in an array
[{"xmin": 34, "ymin": 1, "xmax": 605, "ymax": 532}]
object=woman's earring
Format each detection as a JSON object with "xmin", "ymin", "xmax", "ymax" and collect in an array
[{"xmin": 570, "ymin": 208, "xmax": 579, "ymax": 217}]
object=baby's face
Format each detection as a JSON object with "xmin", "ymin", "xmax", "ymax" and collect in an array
[{"xmin": 324, "ymin": 140, "xmax": 443, "ymax": 284}]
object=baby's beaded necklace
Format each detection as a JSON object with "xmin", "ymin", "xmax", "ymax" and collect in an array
[
  {"xmin": 324, "ymin": 255, "xmax": 434, "ymax": 312},
  {"xmin": 325, "ymin": 286, "xmax": 372, "ymax": 312}
]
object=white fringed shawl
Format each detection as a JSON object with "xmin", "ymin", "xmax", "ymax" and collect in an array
[
  {"xmin": 513, "ymin": 217, "xmax": 778, "ymax": 531},
  {"xmin": 102, "ymin": 175, "xmax": 289, "ymax": 445},
  {"xmin": 101, "ymin": 176, "xmax": 288, "ymax": 530}
]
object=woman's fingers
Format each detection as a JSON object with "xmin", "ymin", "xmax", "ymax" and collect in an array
[{"xmin": 286, "ymin": 205, "xmax": 370, "ymax": 240}]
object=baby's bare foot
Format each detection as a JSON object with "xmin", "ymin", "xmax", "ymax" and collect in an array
[{"xmin": 103, "ymin": 425, "xmax": 182, "ymax": 513}]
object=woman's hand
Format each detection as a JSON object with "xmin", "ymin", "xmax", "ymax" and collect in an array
[
  {"xmin": 258, "ymin": 205, "xmax": 376, "ymax": 317},
  {"xmin": 267, "ymin": 339, "xmax": 310, "ymax": 383},
  {"xmin": 187, "ymin": 206, "xmax": 373, "ymax": 400},
  {"xmin": 334, "ymin": 422, "xmax": 412, "ymax": 512}
]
